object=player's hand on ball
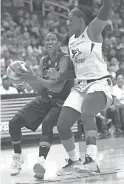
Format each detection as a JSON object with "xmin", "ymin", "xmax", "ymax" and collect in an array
[
  {"xmin": 16, "ymin": 66, "xmax": 34, "ymax": 81},
  {"xmin": 48, "ymin": 68, "xmax": 60, "ymax": 80}
]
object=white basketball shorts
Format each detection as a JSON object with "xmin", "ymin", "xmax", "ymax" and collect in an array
[{"xmin": 63, "ymin": 77, "xmax": 113, "ymax": 113}]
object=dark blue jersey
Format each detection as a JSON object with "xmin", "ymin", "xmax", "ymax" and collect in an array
[{"xmin": 41, "ymin": 52, "xmax": 74, "ymax": 101}]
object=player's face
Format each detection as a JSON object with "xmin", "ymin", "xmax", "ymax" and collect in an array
[
  {"xmin": 116, "ymin": 74, "xmax": 124, "ymax": 86},
  {"xmin": 67, "ymin": 13, "xmax": 81, "ymax": 35},
  {"xmin": 45, "ymin": 33, "xmax": 59, "ymax": 53}
]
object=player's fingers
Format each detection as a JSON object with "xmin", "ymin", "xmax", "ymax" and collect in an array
[
  {"xmin": 49, "ymin": 68, "xmax": 57, "ymax": 72},
  {"xmin": 18, "ymin": 68, "xmax": 27, "ymax": 73},
  {"xmin": 48, "ymin": 73, "xmax": 55, "ymax": 78},
  {"xmin": 18, "ymin": 74, "xmax": 26, "ymax": 79}
]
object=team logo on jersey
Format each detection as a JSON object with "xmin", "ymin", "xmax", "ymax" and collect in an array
[{"xmin": 71, "ymin": 48, "xmax": 85, "ymax": 63}]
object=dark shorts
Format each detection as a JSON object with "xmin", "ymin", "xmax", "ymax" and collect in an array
[{"xmin": 16, "ymin": 96, "xmax": 62, "ymax": 131}]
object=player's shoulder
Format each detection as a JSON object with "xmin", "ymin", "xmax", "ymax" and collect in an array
[{"xmin": 69, "ymin": 34, "xmax": 75, "ymax": 43}]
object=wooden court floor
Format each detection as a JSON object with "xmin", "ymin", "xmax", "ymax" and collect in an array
[{"xmin": 1, "ymin": 136, "xmax": 124, "ymax": 184}]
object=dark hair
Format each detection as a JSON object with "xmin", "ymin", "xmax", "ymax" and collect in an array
[
  {"xmin": 45, "ymin": 31, "xmax": 60, "ymax": 41},
  {"xmin": 75, "ymin": 5, "xmax": 94, "ymax": 26},
  {"xmin": 116, "ymin": 70, "xmax": 124, "ymax": 78}
]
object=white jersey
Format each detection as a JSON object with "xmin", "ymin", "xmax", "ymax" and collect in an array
[{"xmin": 69, "ymin": 28, "xmax": 110, "ymax": 80}]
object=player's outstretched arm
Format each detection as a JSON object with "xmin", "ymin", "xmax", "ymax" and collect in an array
[
  {"xmin": 88, "ymin": 0, "xmax": 112, "ymax": 40},
  {"xmin": 59, "ymin": 56, "xmax": 76, "ymax": 80}
]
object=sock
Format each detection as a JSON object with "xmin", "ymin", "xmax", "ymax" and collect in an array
[
  {"xmin": 86, "ymin": 145, "xmax": 98, "ymax": 161},
  {"xmin": 13, "ymin": 143, "xmax": 21, "ymax": 154},
  {"xmin": 68, "ymin": 148, "xmax": 79, "ymax": 162},
  {"xmin": 61, "ymin": 136, "xmax": 78, "ymax": 161},
  {"xmin": 39, "ymin": 146, "xmax": 50, "ymax": 159},
  {"xmin": 85, "ymin": 131, "xmax": 97, "ymax": 161}
]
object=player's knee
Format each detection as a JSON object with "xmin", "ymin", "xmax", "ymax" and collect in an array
[
  {"xmin": 57, "ymin": 122, "xmax": 67, "ymax": 135},
  {"xmin": 40, "ymin": 134, "xmax": 53, "ymax": 144},
  {"xmin": 9, "ymin": 118, "xmax": 16, "ymax": 135}
]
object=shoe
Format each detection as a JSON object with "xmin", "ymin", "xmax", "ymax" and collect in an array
[
  {"xmin": 74, "ymin": 155, "xmax": 100, "ymax": 174},
  {"xmin": 33, "ymin": 157, "xmax": 46, "ymax": 179},
  {"xmin": 57, "ymin": 158, "xmax": 81, "ymax": 176},
  {"xmin": 10, "ymin": 153, "xmax": 24, "ymax": 176}
]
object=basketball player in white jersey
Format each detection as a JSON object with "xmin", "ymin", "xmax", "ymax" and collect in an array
[{"xmin": 48, "ymin": 0, "xmax": 113, "ymax": 175}]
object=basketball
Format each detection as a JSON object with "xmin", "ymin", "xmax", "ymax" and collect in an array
[{"xmin": 7, "ymin": 60, "xmax": 28, "ymax": 86}]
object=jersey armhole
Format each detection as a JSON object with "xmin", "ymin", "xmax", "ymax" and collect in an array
[
  {"xmin": 42, "ymin": 55, "xmax": 49, "ymax": 66},
  {"xmin": 86, "ymin": 27, "xmax": 103, "ymax": 44}
]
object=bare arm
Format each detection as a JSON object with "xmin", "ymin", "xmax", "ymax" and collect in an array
[
  {"xmin": 48, "ymin": 55, "xmax": 75, "ymax": 80},
  {"xmin": 88, "ymin": 0, "xmax": 112, "ymax": 41},
  {"xmin": 57, "ymin": 55, "xmax": 75, "ymax": 80},
  {"xmin": 24, "ymin": 57, "xmax": 67, "ymax": 93}
]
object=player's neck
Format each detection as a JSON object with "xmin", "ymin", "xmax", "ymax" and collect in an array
[
  {"xmin": 75, "ymin": 25, "xmax": 86, "ymax": 38},
  {"xmin": 48, "ymin": 50, "xmax": 60, "ymax": 63}
]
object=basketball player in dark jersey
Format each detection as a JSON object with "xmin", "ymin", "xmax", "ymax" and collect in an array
[{"xmin": 9, "ymin": 32, "xmax": 74, "ymax": 179}]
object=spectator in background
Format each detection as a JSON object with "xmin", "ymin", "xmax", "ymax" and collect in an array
[
  {"xmin": 0, "ymin": 58, "xmax": 6, "ymax": 77},
  {"xmin": 2, "ymin": 50, "xmax": 13, "ymax": 70},
  {"xmin": 14, "ymin": 10, "xmax": 24, "ymax": 26},
  {"xmin": 108, "ymin": 64, "xmax": 116, "ymax": 80},
  {"xmin": 27, "ymin": 32, "xmax": 43, "ymax": 57},
  {"xmin": 96, "ymin": 112, "xmax": 106, "ymax": 138},
  {"xmin": 106, "ymin": 71, "xmax": 124, "ymax": 134},
  {"xmin": 106, "ymin": 105, "xmax": 122, "ymax": 134},
  {"xmin": 59, "ymin": 25, "xmax": 69, "ymax": 43},
  {"xmin": 96, "ymin": 112, "xmax": 112, "ymax": 138},
  {"xmin": 119, "ymin": 63, "xmax": 124, "ymax": 74},
  {"xmin": 24, "ymin": 12, "xmax": 31, "ymax": 23},
  {"xmin": 22, "ymin": 31, "xmax": 31, "ymax": 48},
  {"xmin": 110, "ymin": 57, "xmax": 120, "ymax": 73},
  {"xmin": 40, "ymin": 20, "xmax": 49, "ymax": 37},
  {"xmin": 0, "ymin": 75, "xmax": 18, "ymax": 95},
  {"xmin": 112, "ymin": 71, "xmax": 124, "ymax": 131},
  {"xmin": 108, "ymin": 49, "xmax": 116, "ymax": 59}
]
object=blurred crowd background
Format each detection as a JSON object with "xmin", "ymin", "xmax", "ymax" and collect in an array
[{"xmin": 1, "ymin": 0, "xmax": 124, "ymax": 137}]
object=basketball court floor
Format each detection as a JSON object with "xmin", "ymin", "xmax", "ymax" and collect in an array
[{"xmin": 1, "ymin": 136, "xmax": 124, "ymax": 184}]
